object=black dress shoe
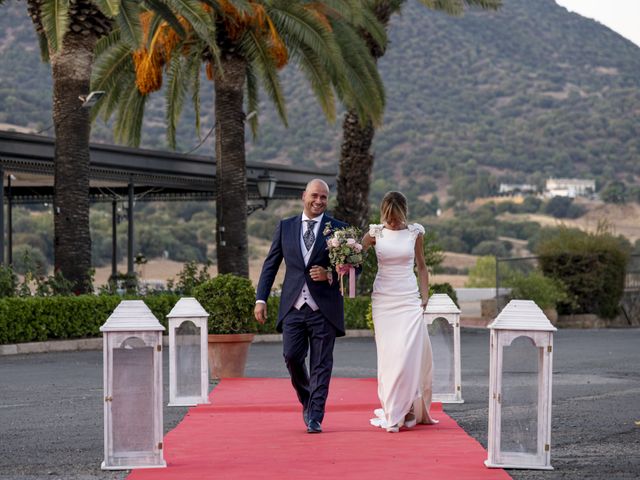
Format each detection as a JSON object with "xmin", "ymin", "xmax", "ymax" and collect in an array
[
  {"xmin": 303, "ymin": 408, "xmax": 309, "ymax": 427},
  {"xmin": 307, "ymin": 419, "xmax": 322, "ymax": 433}
]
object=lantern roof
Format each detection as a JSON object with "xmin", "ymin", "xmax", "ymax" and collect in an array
[
  {"xmin": 100, "ymin": 300, "xmax": 165, "ymax": 332},
  {"xmin": 424, "ymin": 294, "xmax": 461, "ymax": 314},
  {"xmin": 488, "ymin": 300, "xmax": 557, "ymax": 332},
  {"xmin": 167, "ymin": 297, "xmax": 209, "ymax": 318}
]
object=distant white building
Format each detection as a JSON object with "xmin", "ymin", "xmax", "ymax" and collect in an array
[
  {"xmin": 545, "ymin": 178, "xmax": 595, "ymax": 198},
  {"xmin": 498, "ymin": 183, "xmax": 538, "ymax": 196}
]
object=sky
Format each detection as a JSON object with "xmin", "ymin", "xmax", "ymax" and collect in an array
[{"xmin": 555, "ymin": 0, "xmax": 640, "ymax": 47}]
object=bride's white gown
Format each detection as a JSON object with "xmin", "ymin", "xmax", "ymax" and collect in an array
[{"xmin": 369, "ymin": 223, "xmax": 437, "ymax": 429}]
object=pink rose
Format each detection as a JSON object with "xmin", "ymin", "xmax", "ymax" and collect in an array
[
  {"xmin": 354, "ymin": 243, "xmax": 363, "ymax": 253},
  {"xmin": 346, "ymin": 238, "xmax": 356, "ymax": 245},
  {"xmin": 330, "ymin": 238, "xmax": 341, "ymax": 248}
]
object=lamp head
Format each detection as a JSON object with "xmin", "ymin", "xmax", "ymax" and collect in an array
[{"xmin": 79, "ymin": 91, "xmax": 106, "ymax": 108}]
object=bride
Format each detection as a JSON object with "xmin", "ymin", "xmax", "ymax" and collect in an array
[{"xmin": 362, "ymin": 191, "xmax": 438, "ymax": 433}]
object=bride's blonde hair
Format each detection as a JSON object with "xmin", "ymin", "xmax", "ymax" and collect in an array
[{"xmin": 380, "ymin": 191, "xmax": 408, "ymax": 225}]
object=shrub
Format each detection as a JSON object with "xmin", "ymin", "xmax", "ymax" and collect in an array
[
  {"xmin": 171, "ymin": 260, "xmax": 212, "ymax": 295},
  {"xmin": 466, "ymin": 256, "xmax": 498, "ymax": 287},
  {"xmin": 508, "ymin": 271, "xmax": 570, "ymax": 310},
  {"xmin": 0, "ymin": 294, "xmax": 180, "ymax": 345},
  {"xmin": 0, "ymin": 266, "xmax": 18, "ymax": 298},
  {"xmin": 544, "ymin": 197, "xmax": 586, "ymax": 219},
  {"xmin": 194, "ymin": 274, "xmax": 258, "ymax": 334},
  {"xmin": 537, "ymin": 227, "xmax": 629, "ymax": 318},
  {"xmin": 430, "ymin": 282, "xmax": 458, "ymax": 306}
]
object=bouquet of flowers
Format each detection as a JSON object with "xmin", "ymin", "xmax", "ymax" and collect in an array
[{"xmin": 323, "ymin": 223, "xmax": 363, "ymax": 297}]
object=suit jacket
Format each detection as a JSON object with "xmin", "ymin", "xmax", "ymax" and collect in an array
[{"xmin": 256, "ymin": 214, "xmax": 347, "ymax": 337}]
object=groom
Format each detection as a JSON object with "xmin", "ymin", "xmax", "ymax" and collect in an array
[{"xmin": 254, "ymin": 179, "xmax": 347, "ymax": 434}]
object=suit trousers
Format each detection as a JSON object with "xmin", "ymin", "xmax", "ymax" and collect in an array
[{"xmin": 282, "ymin": 304, "xmax": 337, "ymax": 423}]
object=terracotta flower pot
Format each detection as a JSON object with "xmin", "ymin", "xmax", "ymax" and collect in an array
[{"xmin": 207, "ymin": 333, "xmax": 255, "ymax": 379}]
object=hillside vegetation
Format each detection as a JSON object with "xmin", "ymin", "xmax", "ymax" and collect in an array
[{"xmin": 1, "ymin": 0, "xmax": 639, "ymax": 191}]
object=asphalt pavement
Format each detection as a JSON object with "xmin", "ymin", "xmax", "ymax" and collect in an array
[{"xmin": 1, "ymin": 328, "xmax": 639, "ymax": 479}]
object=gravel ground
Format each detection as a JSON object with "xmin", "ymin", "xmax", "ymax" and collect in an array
[{"xmin": 1, "ymin": 328, "xmax": 639, "ymax": 479}]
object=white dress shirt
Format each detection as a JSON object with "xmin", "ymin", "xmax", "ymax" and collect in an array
[{"xmin": 293, "ymin": 213, "xmax": 323, "ymax": 311}]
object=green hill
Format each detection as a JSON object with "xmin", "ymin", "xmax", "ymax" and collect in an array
[{"xmin": 1, "ymin": 0, "xmax": 639, "ymax": 192}]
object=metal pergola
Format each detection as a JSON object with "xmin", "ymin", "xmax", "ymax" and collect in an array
[{"xmin": 0, "ymin": 130, "xmax": 336, "ymax": 277}]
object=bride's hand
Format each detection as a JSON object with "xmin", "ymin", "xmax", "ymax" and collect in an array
[{"xmin": 421, "ymin": 298, "xmax": 428, "ymax": 311}]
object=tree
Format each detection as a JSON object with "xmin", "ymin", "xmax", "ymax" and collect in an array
[
  {"xmin": 93, "ymin": 0, "xmax": 385, "ymax": 277},
  {"xmin": 334, "ymin": 0, "xmax": 501, "ymax": 231},
  {"xmin": 19, "ymin": 0, "xmax": 154, "ymax": 292},
  {"xmin": 600, "ymin": 180, "xmax": 628, "ymax": 204}
]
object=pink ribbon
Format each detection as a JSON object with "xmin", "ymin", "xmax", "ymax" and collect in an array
[{"xmin": 336, "ymin": 265, "xmax": 356, "ymax": 298}]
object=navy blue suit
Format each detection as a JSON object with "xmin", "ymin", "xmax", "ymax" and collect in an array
[{"xmin": 256, "ymin": 214, "xmax": 347, "ymax": 423}]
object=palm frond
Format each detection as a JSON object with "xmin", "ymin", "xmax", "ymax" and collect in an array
[
  {"xmin": 186, "ymin": 50, "xmax": 202, "ymax": 137},
  {"xmin": 37, "ymin": 32, "xmax": 50, "ymax": 62},
  {"xmin": 91, "ymin": 42, "xmax": 135, "ymax": 121},
  {"xmin": 419, "ymin": 0, "xmax": 501, "ymax": 17},
  {"xmin": 144, "ymin": 0, "xmax": 187, "ymax": 38},
  {"xmin": 92, "ymin": 0, "xmax": 120, "ymax": 18},
  {"xmin": 165, "ymin": 0, "xmax": 218, "ymax": 57},
  {"xmin": 239, "ymin": 29, "xmax": 287, "ymax": 126},
  {"xmin": 114, "ymin": 84, "xmax": 147, "ymax": 146},
  {"xmin": 268, "ymin": 2, "xmax": 343, "ymax": 81},
  {"xmin": 40, "ymin": 0, "xmax": 70, "ymax": 53},
  {"xmin": 165, "ymin": 54, "xmax": 190, "ymax": 148},
  {"xmin": 244, "ymin": 61, "xmax": 259, "ymax": 137},
  {"xmin": 331, "ymin": 20, "xmax": 385, "ymax": 125},
  {"xmin": 116, "ymin": 0, "xmax": 144, "ymax": 48},
  {"xmin": 463, "ymin": 0, "xmax": 502, "ymax": 10},
  {"xmin": 145, "ymin": 12, "xmax": 165, "ymax": 49},
  {"xmin": 95, "ymin": 29, "xmax": 121, "ymax": 57},
  {"xmin": 359, "ymin": 5, "xmax": 387, "ymax": 51},
  {"xmin": 289, "ymin": 42, "xmax": 336, "ymax": 122}
]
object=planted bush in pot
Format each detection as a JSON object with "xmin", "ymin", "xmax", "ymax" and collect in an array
[{"xmin": 193, "ymin": 274, "xmax": 258, "ymax": 379}]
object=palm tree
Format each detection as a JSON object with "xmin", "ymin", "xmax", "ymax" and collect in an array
[
  {"xmin": 92, "ymin": 0, "xmax": 386, "ymax": 278},
  {"xmin": 334, "ymin": 0, "xmax": 502, "ymax": 231},
  {"xmin": 19, "ymin": 0, "xmax": 162, "ymax": 292}
]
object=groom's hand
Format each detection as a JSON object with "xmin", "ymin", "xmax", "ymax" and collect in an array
[
  {"xmin": 309, "ymin": 265, "xmax": 328, "ymax": 282},
  {"xmin": 254, "ymin": 302, "xmax": 267, "ymax": 324}
]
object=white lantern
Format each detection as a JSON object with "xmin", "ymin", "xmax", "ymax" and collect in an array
[
  {"xmin": 423, "ymin": 293, "xmax": 464, "ymax": 403},
  {"xmin": 100, "ymin": 300, "xmax": 166, "ymax": 470},
  {"xmin": 485, "ymin": 300, "xmax": 556, "ymax": 470},
  {"xmin": 167, "ymin": 297, "xmax": 210, "ymax": 406}
]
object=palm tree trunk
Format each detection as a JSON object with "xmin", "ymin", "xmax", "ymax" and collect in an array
[
  {"xmin": 334, "ymin": 2, "xmax": 394, "ymax": 230},
  {"xmin": 334, "ymin": 112, "xmax": 375, "ymax": 231},
  {"xmin": 214, "ymin": 54, "xmax": 249, "ymax": 277},
  {"xmin": 51, "ymin": 33, "xmax": 97, "ymax": 293}
]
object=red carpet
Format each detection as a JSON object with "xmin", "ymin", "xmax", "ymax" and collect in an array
[{"xmin": 128, "ymin": 378, "xmax": 510, "ymax": 479}]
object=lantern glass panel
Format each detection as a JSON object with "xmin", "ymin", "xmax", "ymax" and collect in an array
[
  {"xmin": 176, "ymin": 320, "xmax": 201, "ymax": 397},
  {"xmin": 427, "ymin": 318, "xmax": 455, "ymax": 395},
  {"xmin": 112, "ymin": 337, "xmax": 154, "ymax": 454},
  {"xmin": 500, "ymin": 336, "xmax": 539, "ymax": 455}
]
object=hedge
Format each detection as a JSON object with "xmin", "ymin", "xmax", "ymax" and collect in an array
[
  {"xmin": 0, "ymin": 294, "xmax": 180, "ymax": 345},
  {"xmin": 0, "ymin": 293, "xmax": 371, "ymax": 344}
]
